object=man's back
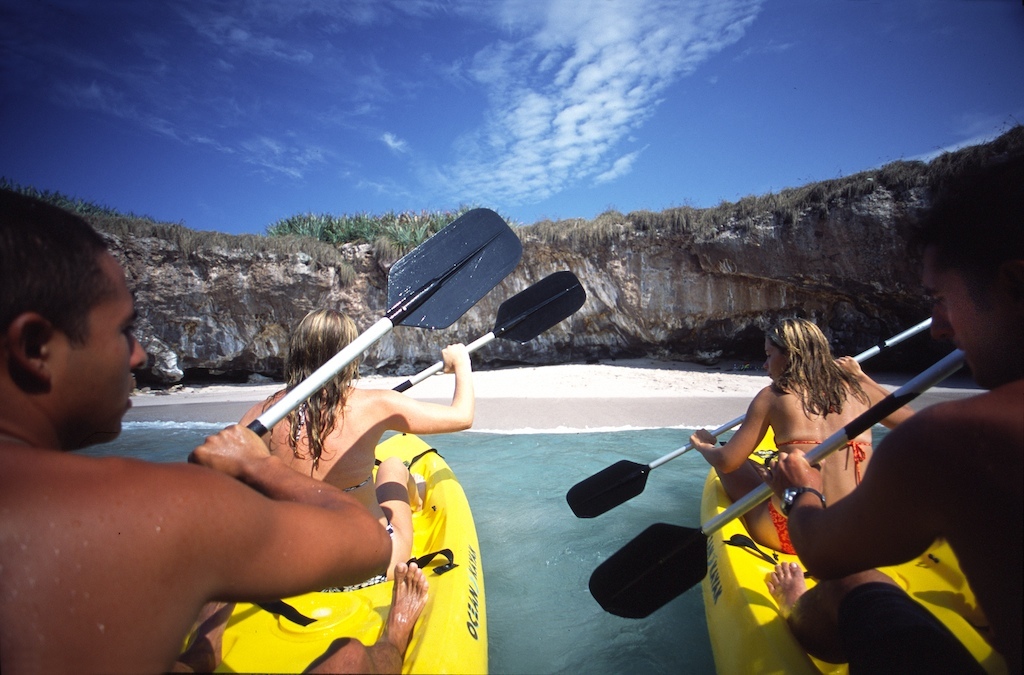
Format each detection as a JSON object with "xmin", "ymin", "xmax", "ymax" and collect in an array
[
  {"xmin": 0, "ymin": 439, "xmax": 393, "ymax": 674},
  {"xmin": 801, "ymin": 378, "xmax": 1024, "ymax": 672},
  {"xmin": 924, "ymin": 382, "xmax": 1023, "ymax": 670},
  {"xmin": 0, "ymin": 446, "xmax": 221, "ymax": 672}
]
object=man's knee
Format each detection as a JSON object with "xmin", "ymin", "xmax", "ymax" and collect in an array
[
  {"xmin": 787, "ymin": 583, "xmax": 847, "ymax": 663},
  {"xmin": 836, "ymin": 581, "xmax": 984, "ymax": 675}
]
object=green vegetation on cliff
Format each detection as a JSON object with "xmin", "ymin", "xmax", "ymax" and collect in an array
[
  {"xmin": 265, "ymin": 206, "xmax": 484, "ymax": 259},
  {"xmin": 524, "ymin": 124, "xmax": 1024, "ymax": 246},
  {"xmin": 0, "ymin": 179, "xmax": 492, "ymax": 275}
]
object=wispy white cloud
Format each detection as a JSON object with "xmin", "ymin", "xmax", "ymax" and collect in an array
[
  {"xmin": 52, "ymin": 80, "xmax": 124, "ymax": 115},
  {"xmin": 895, "ymin": 114, "xmax": 1024, "ymax": 164},
  {"xmin": 435, "ymin": 0, "xmax": 764, "ymax": 205},
  {"xmin": 239, "ymin": 136, "xmax": 329, "ymax": 179},
  {"xmin": 381, "ymin": 132, "xmax": 409, "ymax": 153},
  {"xmin": 171, "ymin": 0, "xmax": 762, "ymax": 200},
  {"xmin": 4, "ymin": 0, "xmax": 765, "ymax": 206},
  {"xmin": 734, "ymin": 38, "xmax": 794, "ymax": 62},
  {"xmin": 52, "ymin": 80, "xmax": 186, "ymax": 143},
  {"xmin": 595, "ymin": 148, "xmax": 646, "ymax": 184},
  {"xmin": 180, "ymin": 8, "xmax": 314, "ymax": 63}
]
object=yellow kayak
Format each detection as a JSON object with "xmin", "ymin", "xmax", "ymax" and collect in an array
[
  {"xmin": 700, "ymin": 432, "xmax": 1005, "ymax": 675},
  {"xmin": 208, "ymin": 433, "xmax": 487, "ymax": 674}
]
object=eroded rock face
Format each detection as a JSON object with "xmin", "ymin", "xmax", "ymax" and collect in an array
[
  {"xmin": 107, "ymin": 235, "xmax": 387, "ymax": 383},
  {"xmin": 107, "ymin": 181, "xmax": 937, "ymax": 384},
  {"xmin": 506, "ymin": 183, "xmax": 932, "ymax": 367}
]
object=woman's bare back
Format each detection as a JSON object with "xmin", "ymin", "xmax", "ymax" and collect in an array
[
  {"xmin": 767, "ymin": 385, "xmax": 874, "ymax": 502},
  {"xmin": 259, "ymin": 387, "xmax": 393, "ymax": 515}
]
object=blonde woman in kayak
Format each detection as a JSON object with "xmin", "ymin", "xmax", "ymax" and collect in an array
[
  {"xmin": 690, "ymin": 318, "xmax": 911, "ymax": 554},
  {"xmin": 240, "ymin": 308, "xmax": 475, "ymax": 583}
]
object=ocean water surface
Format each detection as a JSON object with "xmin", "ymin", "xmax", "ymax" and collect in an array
[{"xmin": 79, "ymin": 421, "xmax": 891, "ymax": 674}]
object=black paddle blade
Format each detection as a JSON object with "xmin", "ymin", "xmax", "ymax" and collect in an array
[
  {"xmin": 387, "ymin": 208, "xmax": 521, "ymax": 329},
  {"xmin": 493, "ymin": 271, "xmax": 586, "ymax": 342},
  {"xmin": 589, "ymin": 523, "xmax": 707, "ymax": 618},
  {"xmin": 566, "ymin": 460, "xmax": 649, "ymax": 518}
]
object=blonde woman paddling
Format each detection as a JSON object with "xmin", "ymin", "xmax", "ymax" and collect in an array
[
  {"xmin": 240, "ymin": 309, "xmax": 475, "ymax": 585},
  {"xmin": 691, "ymin": 318, "xmax": 911, "ymax": 554}
]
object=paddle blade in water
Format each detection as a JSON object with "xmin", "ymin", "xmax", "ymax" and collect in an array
[
  {"xmin": 565, "ymin": 462, "xmax": 651, "ymax": 520},
  {"xmin": 589, "ymin": 523, "xmax": 706, "ymax": 618},
  {"xmin": 387, "ymin": 208, "xmax": 522, "ymax": 329},
  {"xmin": 566, "ymin": 460, "xmax": 649, "ymax": 518},
  {"xmin": 493, "ymin": 270, "xmax": 586, "ymax": 342}
]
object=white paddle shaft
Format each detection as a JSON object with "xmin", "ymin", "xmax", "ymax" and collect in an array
[{"xmin": 394, "ymin": 332, "xmax": 496, "ymax": 391}]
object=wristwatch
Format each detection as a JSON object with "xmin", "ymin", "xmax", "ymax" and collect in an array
[{"xmin": 781, "ymin": 486, "xmax": 826, "ymax": 516}]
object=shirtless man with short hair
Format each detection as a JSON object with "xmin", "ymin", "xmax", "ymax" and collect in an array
[
  {"xmin": 763, "ymin": 156, "xmax": 1023, "ymax": 673},
  {"xmin": 0, "ymin": 190, "xmax": 398, "ymax": 673}
]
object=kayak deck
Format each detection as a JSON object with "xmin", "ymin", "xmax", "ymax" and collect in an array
[
  {"xmin": 700, "ymin": 444, "xmax": 1005, "ymax": 674},
  {"xmin": 208, "ymin": 433, "xmax": 487, "ymax": 674}
]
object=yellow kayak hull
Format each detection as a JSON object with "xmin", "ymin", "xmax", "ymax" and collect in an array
[
  {"xmin": 700, "ymin": 435, "xmax": 1004, "ymax": 674},
  {"xmin": 211, "ymin": 433, "xmax": 487, "ymax": 674}
]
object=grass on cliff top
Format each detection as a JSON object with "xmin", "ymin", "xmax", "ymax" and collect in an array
[
  {"xmin": 265, "ymin": 205, "xmax": 511, "ymax": 259},
  {"xmin": 523, "ymin": 159, "xmax": 929, "ymax": 247},
  {"xmin": 1, "ymin": 178, "xmax": 359, "ymax": 286},
  {"xmin": 0, "ymin": 177, "xmax": 502, "ymax": 275},
  {"xmin": 524, "ymin": 124, "xmax": 1024, "ymax": 246}
]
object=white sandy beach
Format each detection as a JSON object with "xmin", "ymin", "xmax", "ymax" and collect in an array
[{"xmin": 127, "ymin": 358, "xmax": 982, "ymax": 432}]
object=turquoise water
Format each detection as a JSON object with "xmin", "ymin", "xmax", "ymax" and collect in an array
[{"xmin": 80, "ymin": 422, "xmax": 890, "ymax": 674}]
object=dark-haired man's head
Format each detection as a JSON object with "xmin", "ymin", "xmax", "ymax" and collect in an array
[{"xmin": 0, "ymin": 190, "xmax": 114, "ymax": 344}]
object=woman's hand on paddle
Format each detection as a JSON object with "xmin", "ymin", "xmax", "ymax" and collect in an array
[
  {"xmin": 189, "ymin": 424, "xmax": 272, "ymax": 479},
  {"xmin": 836, "ymin": 355, "xmax": 866, "ymax": 379},
  {"xmin": 689, "ymin": 428, "xmax": 717, "ymax": 452},
  {"xmin": 763, "ymin": 448, "xmax": 823, "ymax": 497},
  {"xmin": 441, "ymin": 343, "xmax": 471, "ymax": 375}
]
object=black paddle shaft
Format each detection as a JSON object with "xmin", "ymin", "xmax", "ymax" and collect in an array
[{"xmin": 391, "ymin": 271, "xmax": 585, "ymax": 393}]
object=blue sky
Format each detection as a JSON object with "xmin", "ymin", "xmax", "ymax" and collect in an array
[{"xmin": 2, "ymin": 0, "xmax": 1022, "ymax": 235}]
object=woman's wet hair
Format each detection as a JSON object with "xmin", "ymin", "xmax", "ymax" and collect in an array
[
  {"xmin": 279, "ymin": 309, "xmax": 360, "ymax": 473},
  {"xmin": 767, "ymin": 318, "xmax": 867, "ymax": 417}
]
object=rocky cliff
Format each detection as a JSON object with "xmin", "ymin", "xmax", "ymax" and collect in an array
[{"xmin": 104, "ymin": 127, "xmax": 1023, "ymax": 384}]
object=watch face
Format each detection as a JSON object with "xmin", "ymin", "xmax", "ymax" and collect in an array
[
  {"xmin": 782, "ymin": 488, "xmax": 798, "ymax": 515},
  {"xmin": 782, "ymin": 487, "xmax": 823, "ymax": 515}
]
